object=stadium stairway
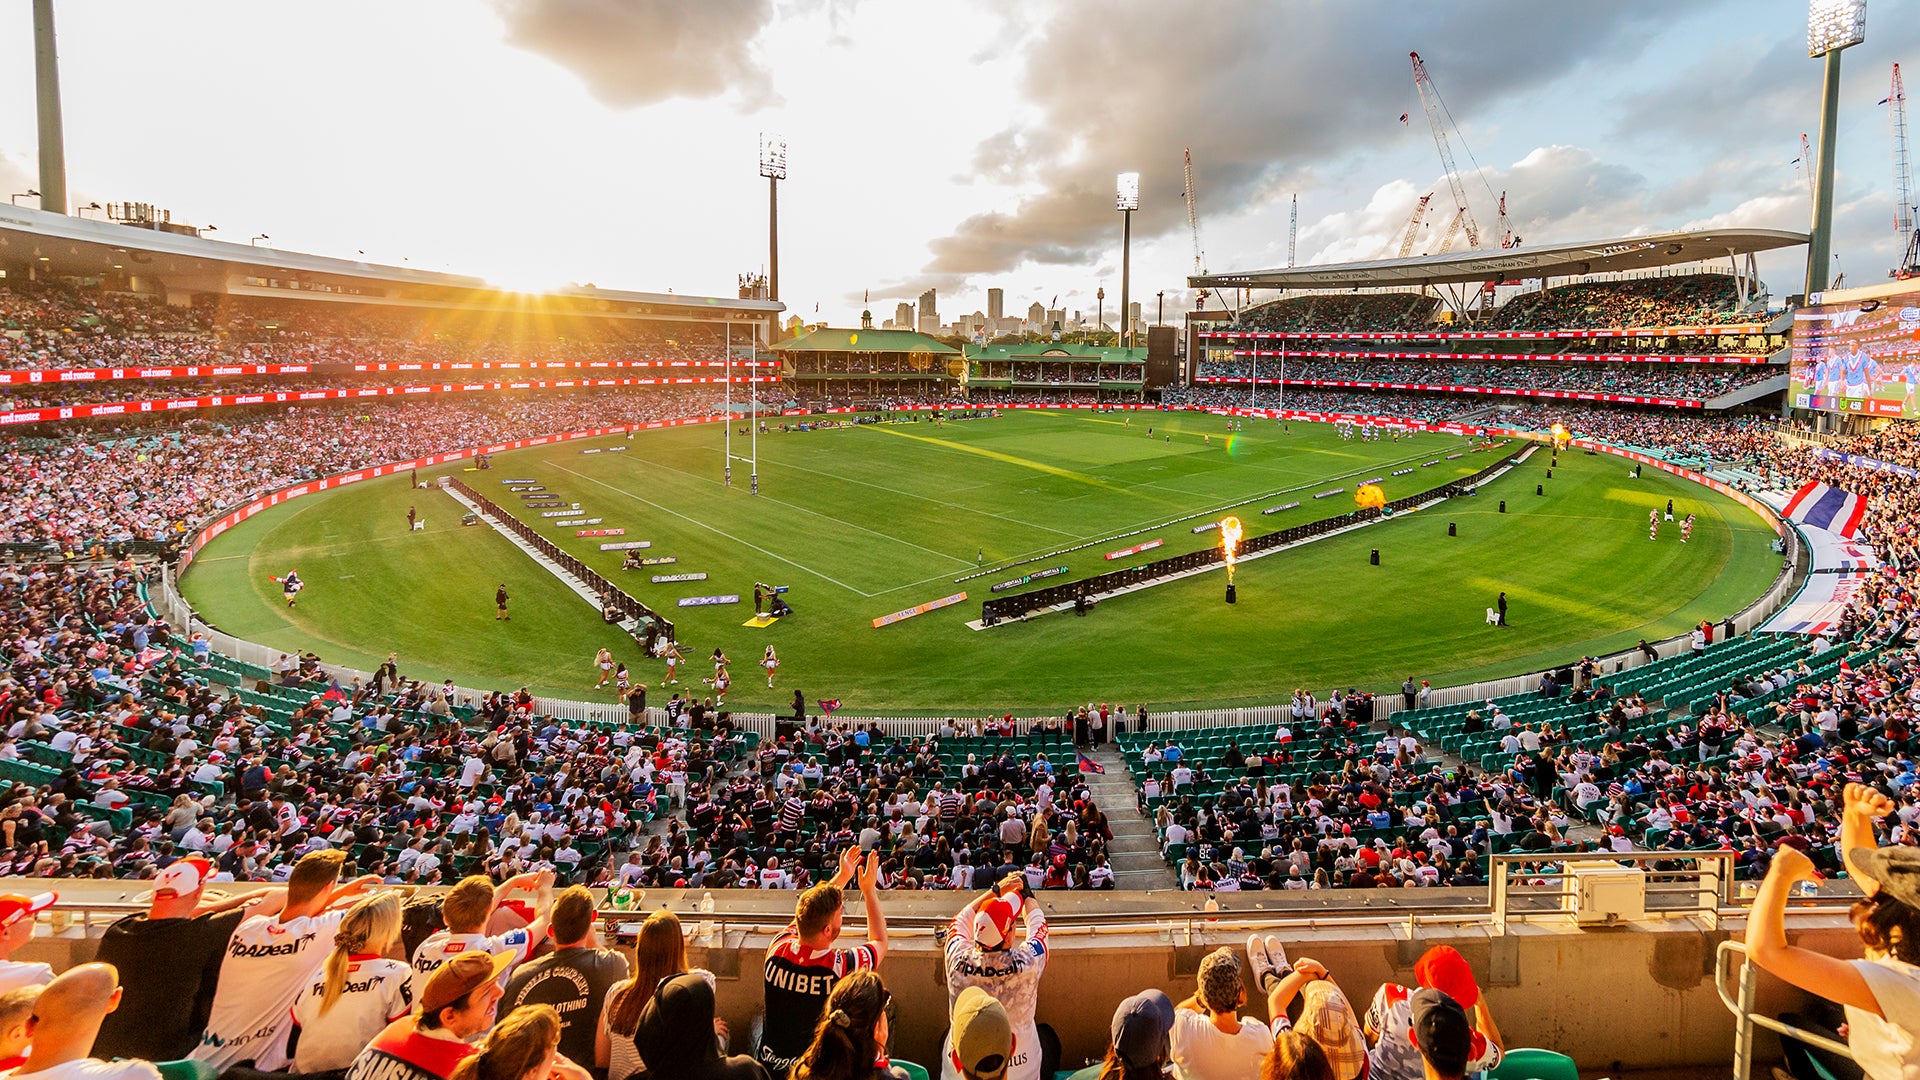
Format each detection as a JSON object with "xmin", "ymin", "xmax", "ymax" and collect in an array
[{"xmin": 1079, "ymin": 747, "xmax": 1181, "ymax": 890}]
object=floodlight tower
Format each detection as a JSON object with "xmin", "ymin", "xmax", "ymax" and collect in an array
[
  {"xmin": 1116, "ymin": 172, "xmax": 1139, "ymax": 349},
  {"xmin": 31, "ymin": 0, "xmax": 67, "ymax": 215},
  {"xmin": 759, "ymin": 133, "xmax": 787, "ymax": 305},
  {"xmin": 1805, "ymin": 0, "xmax": 1868, "ymax": 295}
]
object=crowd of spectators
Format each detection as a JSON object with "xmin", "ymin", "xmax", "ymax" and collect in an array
[
  {"xmin": 0, "ymin": 387, "xmax": 724, "ymax": 547},
  {"xmin": 0, "ymin": 280, "xmax": 738, "ymax": 373},
  {"xmin": 1480, "ymin": 274, "xmax": 1757, "ymax": 331},
  {"xmin": 1224, "ymin": 275, "xmax": 1760, "ymax": 336},
  {"xmin": 1192, "ymin": 359, "xmax": 1777, "ymax": 400},
  {"xmin": 1158, "ymin": 386, "xmax": 1471, "ymax": 423}
]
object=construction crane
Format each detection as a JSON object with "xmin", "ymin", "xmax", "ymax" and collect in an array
[
  {"xmin": 1395, "ymin": 192, "xmax": 1434, "ymax": 257},
  {"xmin": 1887, "ymin": 64, "xmax": 1920, "ymax": 275},
  {"xmin": 1182, "ymin": 148, "xmax": 1209, "ymax": 309},
  {"xmin": 1436, "ymin": 207, "xmax": 1467, "ymax": 254},
  {"xmin": 1410, "ymin": 51, "xmax": 1483, "ymax": 250},
  {"xmin": 1494, "ymin": 191, "xmax": 1514, "ymax": 249},
  {"xmin": 1287, "ymin": 194, "xmax": 1298, "ymax": 267}
]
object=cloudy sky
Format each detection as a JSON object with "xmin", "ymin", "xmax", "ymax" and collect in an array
[{"xmin": 0, "ymin": 1, "xmax": 1908, "ymax": 325}]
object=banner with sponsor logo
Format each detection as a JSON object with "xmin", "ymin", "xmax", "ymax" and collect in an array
[
  {"xmin": 989, "ymin": 567, "xmax": 1069, "ymax": 593},
  {"xmin": 872, "ymin": 592, "xmax": 967, "ymax": 627},
  {"xmin": 636, "ymin": 555, "xmax": 675, "ymax": 565},
  {"xmin": 1104, "ymin": 539, "xmax": 1163, "ymax": 561},
  {"xmin": 1811, "ymin": 447, "xmax": 1920, "ymax": 478},
  {"xmin": 651, "ymin": 573, "xmax": 708, "ymax": 583},
  {"xmin": 577, "ymin": 528, "xmax": 625, "ymax": 537},
  {"xmin": 598, "ymin": 541, "xmax": 652, "ymax": 551},
  {"xmin": 539, "ymin": 508, "xmax": 583, "ymax": 517},
  {"xmin": 553, "ymin": 518, "xmax": 602, "ymax": 527},
  {"xmin": 677, "ymin": 594, "xmax": 740, "ymax": 607}
]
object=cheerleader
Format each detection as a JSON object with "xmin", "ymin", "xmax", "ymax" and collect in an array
[
  {"xmin": 711, "ymin": 665, "xmax": 731, "ymax": 703},
  {"xmin": 278, "ymin": 569, "xmax": 304, "ymax": 607},
  {"xmin": 1681, "ymin": 513, "xmax": 1695, "ymax": 544},
  {"xmin": 761, "ymin": 645, "xmax": 780, "ymax": 688},
  {"xmin": 593, "ymin": 647, "xmax": 614, "ymax": 688},
  {"xmin": 662, "ymin": 641, "xmax": 683, "ymax": 685},
  {"xmin": 614, "ymin": 662, "xmax": 631, "ymax": 697},
  {"xmin": 1648, "ymin": 508, "xmax": 1659, "ymax": 541}
]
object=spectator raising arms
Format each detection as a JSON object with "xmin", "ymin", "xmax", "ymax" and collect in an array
[
  {"xmin": 1750, "ymin": 782, "xmax": 1920, "ymax": 1080},
  {"xmin": 942, "ymin": 875, "xmax": 1050, "ymax": 1080},
  {"xmin": 761, "ymin": 849, "xmax": 889, "ymax": 1077},
  {"xmin": 191, "ymin": 849, "xmax": 378, "ymax": 1071}
]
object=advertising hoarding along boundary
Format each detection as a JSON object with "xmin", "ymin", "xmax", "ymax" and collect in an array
[
  {"xmin": 873, "ymin": 592, "xmax": 968, "ymax": 628},
  {"xmin": 0, "ymin": 357, "xmax": 779, "ymax": 387}
]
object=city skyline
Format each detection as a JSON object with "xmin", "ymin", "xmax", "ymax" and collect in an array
[{"xmin": 0, "ymin": 2, "xmax": 1908, "ymax": 328}]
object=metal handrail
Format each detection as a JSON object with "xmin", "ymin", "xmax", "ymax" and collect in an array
[{"xmin": 1714, "ymin": 939, "xmax": 1856, "ymax": 1080}]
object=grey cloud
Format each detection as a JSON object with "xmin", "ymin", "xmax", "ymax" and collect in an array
[
  {"xmin": 926, "ymin": 0, "xmax": 1679, "ymax": 277},
  {"xmin": 493, "ymin": 0, "xmax": 778, "ymax": 110}
]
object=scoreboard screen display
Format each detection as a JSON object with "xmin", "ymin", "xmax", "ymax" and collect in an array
[{"xmin": 1791, "ymin": 287, "xmax": 1920, "ymax": 417}]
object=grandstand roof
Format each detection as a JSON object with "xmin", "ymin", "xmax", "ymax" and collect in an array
[
  {"xmin": 774, "ymin": 328, "xmax": 959, "ymax": 354},
  {"xmin": 0, "ymin": 204, "xmax": 781, "ymax": 317},
  {"xmin": 966, "ymin": 343, "xmax": 1147, "ymax": 363},
  {"xmin": 1190, "ymin": 228, "xmax": 1808, "ymax": 291}
]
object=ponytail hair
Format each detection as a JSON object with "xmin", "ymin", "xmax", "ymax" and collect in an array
[
  {"xmin": 320, "ymin": 892, "xmax": 402, "ymax": 1016},
  {"xmin": 449, "ymin": 1005, "xmax": 561, "ymax": 1080},
  {"xmin": 794, "ymin": 970, "xmax": 888, "ymax": 1080}
]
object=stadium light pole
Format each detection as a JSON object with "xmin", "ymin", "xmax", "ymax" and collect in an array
[
  {"xmin": 760, "ymin": 133, "xmax": 786, "ymax": 314},
  {"xmin": 1116, "ymin": 173, "xmax": 1139, "ymax": 350},
  {"xmin": 1805, "ymin": 0, "xmax": 1867, "ymax": 296},
  {"xmin": 31, "ymin": 0, "xmax": 66, "ymax": 216}
]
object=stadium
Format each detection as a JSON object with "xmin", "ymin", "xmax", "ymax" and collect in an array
[{"xmin": 1, "ymin": 5, "xmax": 1918, "ymax": 1080}]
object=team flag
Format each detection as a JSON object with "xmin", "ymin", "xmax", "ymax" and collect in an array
[
  {"xmin": 1077, "ymin": 752, "xmax": 1106, "ymax": 774},
  {"xmin": 1783, "ymin": 481, "xmax": 1867, "ymax": 538}
]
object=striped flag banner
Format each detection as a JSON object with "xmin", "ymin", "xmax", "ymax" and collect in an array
[{"xmin": 1783, "ymin": 481, "xmax": 1866, "ymax": 538}]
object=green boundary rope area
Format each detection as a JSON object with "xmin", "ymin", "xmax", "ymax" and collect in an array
[{"xmin": 180, "ymin": 410, "xmax": 1782, "ymax": 713}]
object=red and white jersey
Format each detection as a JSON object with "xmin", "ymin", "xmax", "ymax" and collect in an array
[
  {"xmin": 290, "ymin": 956, "xmax": 415, "ymax": 1072},
  {"xmin": 191, "ymin": 908, "xmax": 347, "ymax": 1071},
  {"xmin": 410, "ymin": 928, "xmax": 533, "ymax": 982}
]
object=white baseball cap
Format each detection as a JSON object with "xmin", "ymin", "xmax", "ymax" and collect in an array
[{"xmin": 155, "ymin": 855, "xmax": 213, "ymax": 897}]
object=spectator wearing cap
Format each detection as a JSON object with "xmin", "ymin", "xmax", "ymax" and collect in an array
[
  {"xmin": 6, "ymin": 962, "xmax": 158, "ymax": 1080},
  {"xmin": 1066, "ymin": 989, "xmax": 1176, "ymax": 1080},
  {"xmin": 345, "ymin": 949, "xmax": 514, "ymax": 1080},
  {"xmin": 1171, "ymin": 947, "xmax": 1272, "ymax": 1080},
  {"xmin": 1360, "ymin": 947, "xmax": 1502, "ymax": 1080},
  {"xmin": 93, "ymin": 856, "xmax": 280, "ymax": 1061},
  {"xmin": 949, "ymin": 987, "xmax": 1013, "ymax": 1080},
  {"xmin": 0, "ymin": 893, "xmax": 57, "ymax": 993},
  {"xmin": 942, "ymin": 874, "xmax": 1051, "ymax": 1080},
  {"xmin": 1753, "ymin": 782, "xmax": 1920, "ymax": 1080},
  {"xmin": 1405, "ymin": 990, "xmax": 1474, "ymax": 1080}
]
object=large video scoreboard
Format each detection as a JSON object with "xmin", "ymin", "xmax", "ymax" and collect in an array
[{"xmin": 1791, "ymin": 286, "xmax": 1920, "ymax": 417}]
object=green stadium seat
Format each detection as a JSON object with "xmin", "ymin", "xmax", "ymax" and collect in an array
[{"xmin": 1488, "ymin": 1048, "xmax": 1578, "ymax": 1080}]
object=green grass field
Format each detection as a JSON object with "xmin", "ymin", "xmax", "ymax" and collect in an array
[{"xmin": 180, "ymin": 410, "xmax": 1783, "ymax": 713}]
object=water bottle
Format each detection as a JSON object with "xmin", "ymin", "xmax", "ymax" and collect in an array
[
  {"xmin": 698, "ymin": 891, "xmax": 716, "ymax": 942},
  {"xmin": 1203, "ymin": 894, "xmax": 1219, "ymax": 922}
]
